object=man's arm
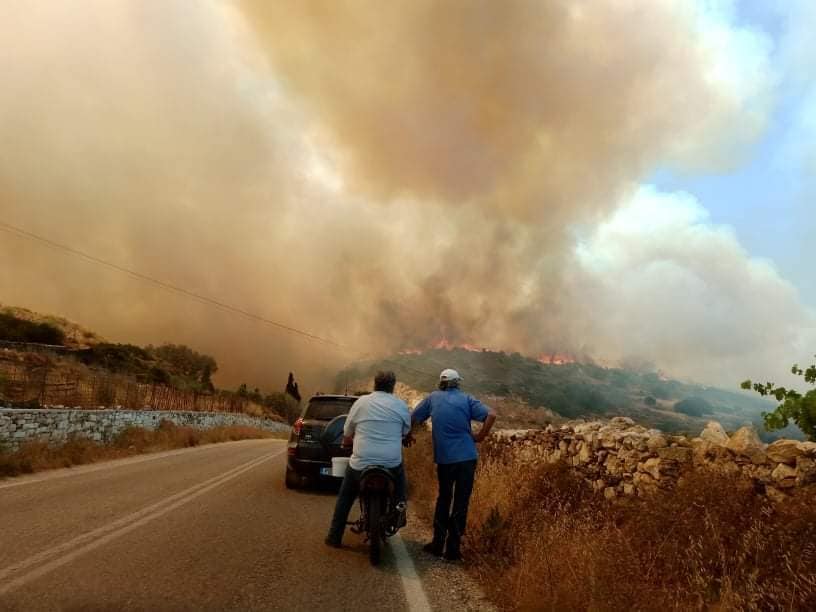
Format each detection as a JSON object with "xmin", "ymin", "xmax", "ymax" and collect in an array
[
  {"xmin": 411, "ymin": 397, "xmax": 431, "ymax": 425},
  {"xmin": 469, "ymin": 396, "xmax": 496, "ymax": 443},
  {"xmin": 403, "ymin": 397, "xmax": 431, "ymax": 447},
  {"xmin": 399, "ymin": 401, "xmax": 416, "ymax": 447},
  {"xmin": 342, "ymin": 400, "xmax": 361, "ymax": 448},
  {"xmin": 472, "ymin": 408, "xmax": 496, "ymax": 443}
]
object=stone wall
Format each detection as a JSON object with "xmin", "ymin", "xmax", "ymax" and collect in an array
[
  {"xmin": 490, "ymin": 417, "xmax": 816, "ymax": 503},
  {"xmin": 0, "ymin": 408, "xmax": 289, "ymax": 450}
]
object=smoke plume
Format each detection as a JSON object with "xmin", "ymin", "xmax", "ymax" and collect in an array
[{"xmin": 0, "ymin": 0, "xmax": 811, "ymax": 392}]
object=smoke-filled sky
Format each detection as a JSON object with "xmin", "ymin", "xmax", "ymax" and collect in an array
[{"xmin": 1, "ymin": 0, "xmax": 813, "ymax": 392}]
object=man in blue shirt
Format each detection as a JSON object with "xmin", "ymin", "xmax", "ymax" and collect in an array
[
  {"xmin": 325, "ymin": 370, "xmax": 411, "ymax": 548},
  {"xmin": 411, "ymin": 368, "xmax": 496, "ymax": 561}
]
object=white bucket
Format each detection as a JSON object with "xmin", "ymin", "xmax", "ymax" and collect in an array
[{"xmin": 331, "ymin": 456, "xmax": 350, "ymax": 478}]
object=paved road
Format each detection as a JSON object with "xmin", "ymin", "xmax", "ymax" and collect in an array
[{"xmin": 0, "ymin": 440, "xmax": 478, "ymax": 612}]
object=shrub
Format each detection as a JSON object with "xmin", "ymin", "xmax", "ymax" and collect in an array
[
  {"xmin": 0, "ymin": 313, "xmax": 65, "ymax": 345},
  {"xmin": 674, "ymin": 396, "xmax": 714, "ymax": 417}
]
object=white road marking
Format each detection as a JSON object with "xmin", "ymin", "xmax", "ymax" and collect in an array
[
  {"xmin": 0, "ymin": 448, "xmax": 285, "ymax": 596},
  {"xmin": 391, "ymin": 533, "xmax": 432, "ymax": 612},
  {"xmin": 0, "ymin": 438, "xmax": 284, "ymax": 490}
]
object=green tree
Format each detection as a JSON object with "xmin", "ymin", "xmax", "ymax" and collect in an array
[
  {"xmin": 742, "ymin": 357, "xmax": 816, "ymax": 441},
  {"xmin": 149, "ymin": 344, "xmax": 217, "ymax": 383},
  {"xmin": 674, "ymin": 396, "xmax": 713, "ymax": 417}
]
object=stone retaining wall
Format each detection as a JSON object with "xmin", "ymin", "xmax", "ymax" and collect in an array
[
  {"xmin": 490, "ymin": 418, "xmax": 816, "ymax": 503},
  {"xmin": 0, "ymin": 408, "xmax": 289, "ymax": 450}
]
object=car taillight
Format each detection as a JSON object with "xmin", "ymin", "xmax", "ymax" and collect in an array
[{"xmin": 293, "ymin": 417, "xmax": 304, "ymax": 438}]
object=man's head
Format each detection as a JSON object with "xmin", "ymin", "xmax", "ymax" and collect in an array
[
  {"xmin": 438, "ymin": 368, "xmax": 461, "ymax": 390},
  {"xmin": 373, "ymin": 370, "xmax": 397, "ymax": 393}
]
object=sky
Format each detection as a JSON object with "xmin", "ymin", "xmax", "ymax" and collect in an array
[
  {"xmin": 0, "ymin": 0, "xmax": 813, "ymax": 393},
  {"xmin": 653, "ymin": 1, "xmax": 814, "ymax": 304}
]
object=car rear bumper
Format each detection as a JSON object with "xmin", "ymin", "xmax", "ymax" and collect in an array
[{"xmin": 287, "ymin": 456, "xmax": 333, "ymax": 477}]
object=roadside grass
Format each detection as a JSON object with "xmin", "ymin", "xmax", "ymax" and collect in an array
[
  {"xmin": 0, "ymin": 420, "xmax": 285, "ymax": 479},
  {"xmin": 405, "ymin": 430, "xmax": 816, "ymax": 611}
]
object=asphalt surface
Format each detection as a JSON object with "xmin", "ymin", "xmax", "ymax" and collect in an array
[{"xmin": 0, "ymin": 439, "xmax": 481, "ymax": 612}]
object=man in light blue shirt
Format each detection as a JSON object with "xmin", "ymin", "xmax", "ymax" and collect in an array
[
  {"xmin": 411, "ymin": 368, "xmax": 496, "ymax": 561},
  {"xmin": 326, "ymin": 371, "xmax": 411, "ymax": 548}
]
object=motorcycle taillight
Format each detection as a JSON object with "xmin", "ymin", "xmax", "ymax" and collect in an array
[{"xmin": 362, "ymin": 475, "xmax": 389, "ymax": 492}]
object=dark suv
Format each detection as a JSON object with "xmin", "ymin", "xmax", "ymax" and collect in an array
[{"xmin": 285, "ymin": 394, "xmax": 358, "ymax": 489}]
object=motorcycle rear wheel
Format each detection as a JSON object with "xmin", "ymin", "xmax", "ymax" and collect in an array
[{"xmin": 367, "ymin": 495, "xmax": 382, "ymax": 566}]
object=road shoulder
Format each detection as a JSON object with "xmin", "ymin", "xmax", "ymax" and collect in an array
[{"xmin": 400, "ymin": 516, "xmax": 497, "ymax": 612}]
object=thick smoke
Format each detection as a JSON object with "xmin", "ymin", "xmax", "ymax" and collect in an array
[
  {"xmin": 241, "ymin": 0, "xmax": 771, "ymax": 215},
  {"xmin": 0, "ymin": 0, "xmax": 811, "ymax": 392}
]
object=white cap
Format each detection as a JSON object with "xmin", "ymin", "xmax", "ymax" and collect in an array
[{"xmin": 439, "ymin": 368, "xmax": 462, "ymax": 382}]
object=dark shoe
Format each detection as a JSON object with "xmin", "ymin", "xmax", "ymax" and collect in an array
[
  {"xmin": 324, "ymin": 537, "xmax": 342, "ymax": 549},
  {"xmin": 423, "ymin": 542, "xmax": 443, "ymax": 556},
  {"xmin": 443, "ymin": 551, "xmax": 463, "ymax": 562}
]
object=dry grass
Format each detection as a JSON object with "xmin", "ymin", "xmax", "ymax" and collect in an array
[
  {"xmin": 405, "ymin": 430, "xmax": 816, "ymax": 611},
  {"xmin": 0, "ymin": 420, "xmax": 284, "ymax": 479},
  {"xmin": 488, "ymin": 397, "xmax": 565, "ymax": 430}
]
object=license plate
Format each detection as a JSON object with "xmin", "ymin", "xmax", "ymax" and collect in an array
[{"xmin": 320, "ymin": 467, "xmax": 332, "ymax": 476}]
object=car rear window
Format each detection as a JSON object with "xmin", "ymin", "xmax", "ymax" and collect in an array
[{"xmin": 304, "ymin": 399, "xmax": 355, "ymax": 420}]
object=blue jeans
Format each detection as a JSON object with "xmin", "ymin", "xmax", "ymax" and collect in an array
[
  {"xmin": 326, "ymin": 463, "xmax": 406, "ymax": 544},
  {"xmin": 432, "ymin": 459, "xmax": 477, "ymax": 556}
]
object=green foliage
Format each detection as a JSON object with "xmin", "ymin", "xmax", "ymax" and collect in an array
[
  {"xmin": 77, "ymin": 342, "xmax": 220, "ymax": 392},
  {"xmin": 674, "ymin": 396, "xmax": 714, "ymax": 417},
  {"xmin": 78, "ymin": 343, "xmax": 154, "ymax": 375},
  {"xmin": 148, "ymin": 344, "xmax": 218, "ymax": 389},
  {"xmin": 742, "ymin": 357, "xmax": 816, "ymax": 441},
  {"xmin": 263, "ymin": 392, "xmax": 288, "ymax": 411},
  {"xmin": 235, "ymin": 384, "xmax": 289, "ymax": 418},
  {"xmin": 0, "ymin": 312, "xmax": 66, "ymax": 345},
  {"xmin": 339, "ymin": 348, "xmax": 775, "ymax": 434}
]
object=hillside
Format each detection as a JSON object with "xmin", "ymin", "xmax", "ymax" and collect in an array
[
  {"xmin": 0, "ymin": 304, "xmax": 105, "ymax": 349},
  {"xmin": 0, "ymin": 306, "xmax": 288, "ymax": 419},
  {"xmin": 337, "ymin": 348, "xmax": 798, "ymax": 440}
]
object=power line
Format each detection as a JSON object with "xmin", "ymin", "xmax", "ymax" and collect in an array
[
  {"xmin": 0, "ymin": 219, "xmax": 471, "ymax": 383},
  {"xmin": 0, "ymin": 220, "xmax": 347, "ymax": 349}
]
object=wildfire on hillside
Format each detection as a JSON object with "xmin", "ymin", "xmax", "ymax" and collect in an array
[
  {"xmin": 536, "ymin": 353, "xmax": 576, "ymax": 366},
  {"xmin": 398, "ymin": 337, "xmax": 576, "ymax": 365}
]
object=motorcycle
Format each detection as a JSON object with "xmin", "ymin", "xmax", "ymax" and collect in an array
[
  {"xmin": 349, "ymin": 465, "xmax": 406, "ymax": 565},
  {"xmin": 321, "ymin": 414, "xmax": 409, "ymax": 565}
]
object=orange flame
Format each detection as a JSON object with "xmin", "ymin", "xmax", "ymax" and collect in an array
[
  {"xmin": 398, "ymin": 338, "xmax": 576, "ymax": 365},
  {"xmin": 536, "ymin": 353, "xmax": 576, "ymax": 365}
]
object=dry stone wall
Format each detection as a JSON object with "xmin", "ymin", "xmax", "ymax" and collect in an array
[
  {"xmin": 490, "ymin": 417, "xmax": 816, "ymax": 502},
  {"xmin": 0, "ymin": 408, "xmax": 288, "ymax": 450}
]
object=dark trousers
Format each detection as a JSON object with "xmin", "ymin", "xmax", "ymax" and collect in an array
[
  {"xmin": 433, "ymin": 459, "xmax": 477, "ymax": 556},
  {"xmin": 327, "ymin": 463, "xmax": 406, "ymax": 544}
]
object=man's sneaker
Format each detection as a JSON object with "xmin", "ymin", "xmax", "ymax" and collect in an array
[
  {"xmin": 423, "ymin": 542, "xmax": 443, "ymax": 556},
  {"xmin": 443, "ymin": 551, "xmax": 463, "ymax": 562},
  {"xmin": 324, "ymin": 537, "xmax": 342, "ymax": 549}
]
